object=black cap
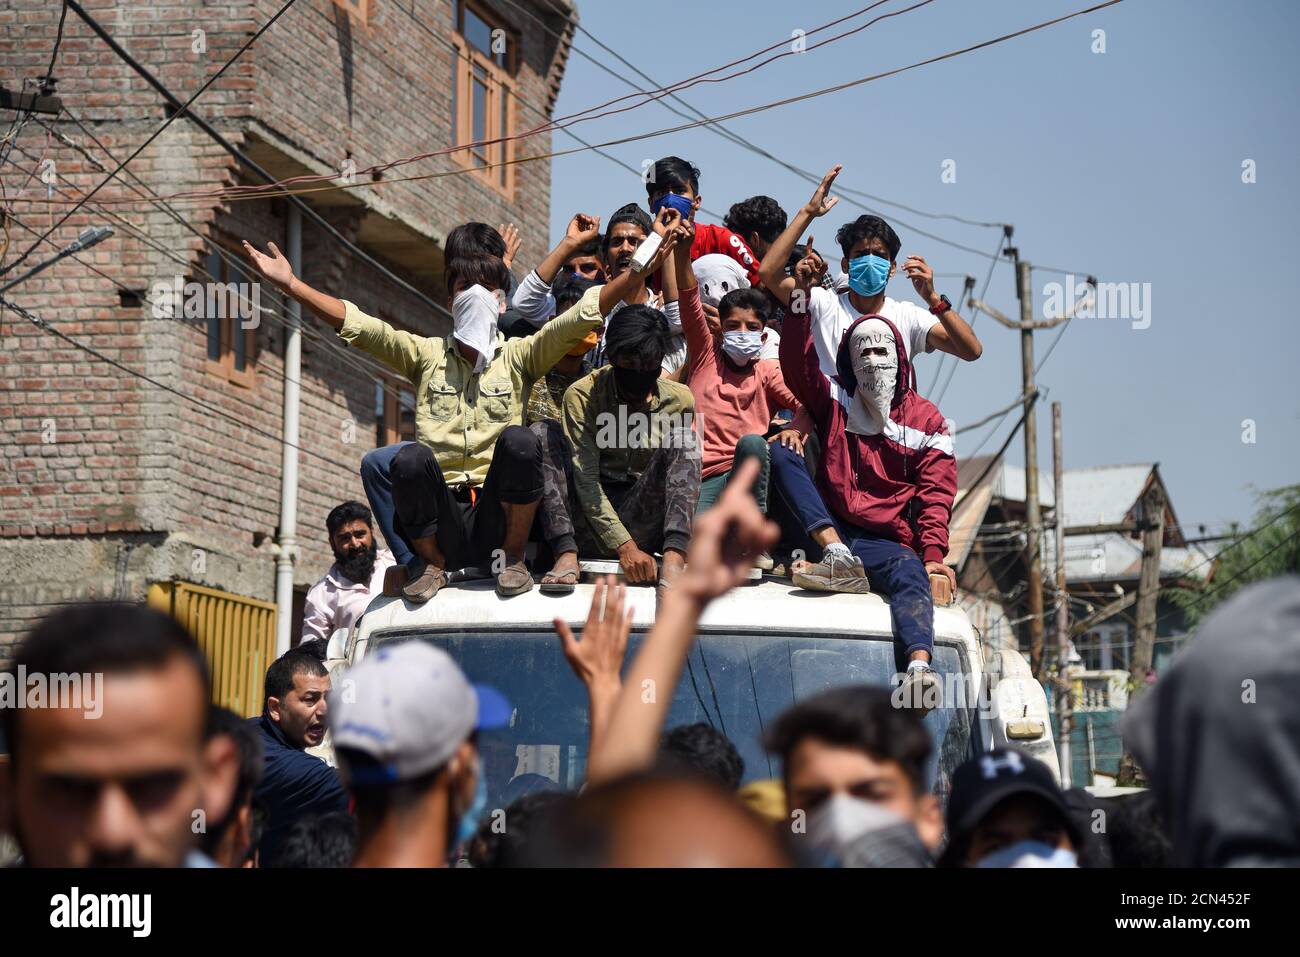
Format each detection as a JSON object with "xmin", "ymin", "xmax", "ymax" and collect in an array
[{"xmin": 941, "ymin": 748, "xmax": 1080, "ymax": 865}]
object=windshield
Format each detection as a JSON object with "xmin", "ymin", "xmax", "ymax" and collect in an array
[{"xmin": 371, "ymin": 629, "xmax": 975, "ymax": 812}]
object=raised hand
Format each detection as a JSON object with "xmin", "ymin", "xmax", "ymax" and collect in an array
[
  {"xmin": 804, "ymin": 164, "xmax": 842, "ymax": 218},
  {"xmin": 652, "ymin": 206, "xmax": 683, "ymax": 237},
  {"xmin": 903, "ymin": 254, "xmax": 937, "ymax": 304},
  {"xmin": 565, "ymin": 213, "xmax": 601, "ymax": 246},
  {"xmin": 793, "ymin": 234, "xmax": 828, "ymax": 291},
  {"xmin": 498, "ymin": 222, "xmax": 522, "ymax": 270},
  {"xmin": 242, "ymin": 240, "xmax": 294, "ymax": 289},
  {"xmin": 555, "ymin": 576, "xmax": 631, "ymax": 691}
]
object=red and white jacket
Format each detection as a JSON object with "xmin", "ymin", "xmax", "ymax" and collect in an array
[
  {"xmin": 779, "ymin": 309, "xmax": 956, "ymax": 563},
  {"xmin": 690, "ymin": 222, "xmax": 763, "ymax": 288}
]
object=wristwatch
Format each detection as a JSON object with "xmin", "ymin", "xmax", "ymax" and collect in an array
[{"xmin": 930, "ymin": 294, "xmax": 952, "ymax": 316}]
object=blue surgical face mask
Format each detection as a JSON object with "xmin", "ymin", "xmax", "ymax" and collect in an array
[
  {"xmin": 454, "ymin": 756, "xmax": 489, "ymax": 849},
  {"xmin": 846, "ymin": 253, "xmax": 891, "ymax": 297},
  {"xmin": 976, "ymin": 840, "xmax": 1078, "ymax": 869},
  {"xmin": 721, "ymin": 330, "xmax": 763, "ymax": 365},
  {"xmin": 650, "ymin": 192, "xmax": 696, "ymax": 221}
]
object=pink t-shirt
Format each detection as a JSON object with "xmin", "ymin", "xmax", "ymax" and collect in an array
[{"xmin": 680, "ymin": 285, "xmax": 802, "ymax": 479}]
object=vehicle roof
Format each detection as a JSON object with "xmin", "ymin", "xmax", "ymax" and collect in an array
[{"xmin": 353, "ymin": 577, "xmax": 983, "ymax": 663}]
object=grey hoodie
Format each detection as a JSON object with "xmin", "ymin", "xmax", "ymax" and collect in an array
[{"xmin": 1123, "ymin": 576, "xmax": 1300, "ymax": 866}]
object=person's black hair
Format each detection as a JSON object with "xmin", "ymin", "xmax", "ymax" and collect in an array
[
  {"xmin": 200, "ymin": 705, "xmax": 265, "ymax": 857},
  {"xmin": 724, "ymin": 195, "xmax": 787, "ymax": 244},
  {"xmin": 518, "ymin": 768, "xmax": 787, "ymax": 867},
  {"xmin": 835, "ymin": 214, "xmax": 901, "ymax": 261},
  {"xmin": 326, "ymin": 500, "xmax": 372, "ymax": 538},
  {"xmin": 295, "ymin": 637, "xmax": 329, "ymax": 663},
  {"xmin": 764, "ymin": 686, "xmax": 931, "ymax": 794},
  {"xmin": 468, "ymin": 790, "xmax": 574, "ymax": 868},
  {"xmin": 646, "ymin": 155, "xmax": 701, "ymax": 199},
  {"xmin": 552, "ymin": 271, "xmax": 596, "ymax": 316},
  {"xmin": 268, "ymin": 811, "xmax": 357, "ymax": 868},
  {"xmin": 601, "ymin": 304, "xmax": 671, "ymax": 369},
  {"xmin": 263, "ymin": 649, "xmax": 329, "ymax": 708},
  {"xmin": 246, "ymin": 798, "xmax": 268, "ymax": 866},
  {"xmin": 445, "ymin": 221, "xmax": 506, "ymax": 261},
  {"xmin": 337, "ymin": 747, "xmax": 447, "ymax": 818},
  {"xmin": 1106, "ymin": 791, "xmax": 1172, "ymax": 868},
  {"xmin": 445, "ymin": 252, "xmax": 510, "ymax": 299},
  {"xmin": 567, "ymin": 236, "xmax": 602, "ymax": 260},
  {"xmin": 718, "ymin": 287, "xmax": 770, "ymax": 325},
  {"xmin": 657, "ymin": 723, "xmax": 745, "ymax": 790},
  {"xmin": 602, "ymin": 203, "xmax": 652, "ymax": 254},
  {"xmin": 2, "ymin": 603, "xmax": 210, "ymax": 763}
]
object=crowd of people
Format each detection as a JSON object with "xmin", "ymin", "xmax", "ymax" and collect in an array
[{"xmin": 2, "ymin": 154, "xmax": 1296, "ymax": 868}]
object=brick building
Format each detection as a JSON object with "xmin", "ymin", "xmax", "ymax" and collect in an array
[{"xmin": 0, "ymin": 0, "xmax": 578, "ymax": 659}]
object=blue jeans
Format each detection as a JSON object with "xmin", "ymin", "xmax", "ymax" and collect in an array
[
  {"xmin": 769, "ymin": 442, "xmax": 934, "ymax": 660},
  {"xmin": 360, "ymin": 442, "xmax": 416, "ymax": 567}
]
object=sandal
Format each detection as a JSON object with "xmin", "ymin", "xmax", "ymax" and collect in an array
[{"xmin": 539, "ymin": 566, "xmax": 579, "ymax": 595}]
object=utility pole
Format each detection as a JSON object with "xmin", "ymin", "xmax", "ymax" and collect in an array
[
  {"xmin": 969, "ymin": 268, "xmax": 1095, "ymax": 682},
  {"xmin": 274, "ymin": 206, "xmax": 303, "ymax": 655},
  {"xmin": 1116, "ymin": 480, "xmax": 1165, "ymax": 785},
  {"xmin": 1015, "ymin": 255, "xmax": 1046, "ymax": 677},
  {"xmin": 1052, "ymin": 401, "xmax": 1072, "ymax": 788}
]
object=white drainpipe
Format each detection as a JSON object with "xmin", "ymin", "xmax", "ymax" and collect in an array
[{"xmin": 274, "ymin": 205, "xmax": 303, "ymax": 655}]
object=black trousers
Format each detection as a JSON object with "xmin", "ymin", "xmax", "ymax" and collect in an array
[{"xmin": 390, "ymin": 425, "xmax": 543, "ymax": 570}]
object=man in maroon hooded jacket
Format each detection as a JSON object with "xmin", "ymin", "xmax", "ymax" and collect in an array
[{"xmin": 771, "ymin": 253, "xmax": 957, "ymax": 712}]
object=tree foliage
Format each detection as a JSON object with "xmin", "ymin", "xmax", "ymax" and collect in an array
[{"xmin": 1166, "ymin": 484, "xmax": 1300, "ymax": 628}]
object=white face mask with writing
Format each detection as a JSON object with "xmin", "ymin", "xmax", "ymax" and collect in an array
[
  {"xmin": 976, "ymin": 840, "xmax": 1078, "ymax": 869},
  {"xmin": 451, "ymin": 284, "xmax": 501, "ymax": 374},
  {"xmin": 845, "ymin": 317, "xmax": 898, "ymax": 436}
]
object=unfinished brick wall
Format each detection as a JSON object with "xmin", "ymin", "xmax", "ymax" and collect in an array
[{"xmin": 0, "ymin": 0, "xmax": 572, "ymax": 653}]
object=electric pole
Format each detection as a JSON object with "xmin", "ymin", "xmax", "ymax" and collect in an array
[
  {"xmin": 969, "ymin": 266, "xmax": 1097, "ymax": 682},
  {"xmin": 1116, "ymin": 479, "xmax": 1166, "ymax": 786},
  {"xmin": 1052, "ymin": 401, "xmax": 1072, "ymax": 788}
]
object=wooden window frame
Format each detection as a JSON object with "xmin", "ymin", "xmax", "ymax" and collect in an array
[
  {"xmin": 375, "ymin": 377, "xmax": 417, "ymax": 448},
  {"xmin": 452, "ymin": 1, "xmax": 519, "ymax": 198},
  {"xmin": 332, "ymin": 0, "xmax": 370, "ymax": 25},
  {"xmin": 202, "ymin": 237, "xmax": 258, "ymax": 390}
]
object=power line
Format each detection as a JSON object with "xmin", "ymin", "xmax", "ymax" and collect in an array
[{"xmin": 1, "ymin": 0, "xmax": 300, "ymax": 279}]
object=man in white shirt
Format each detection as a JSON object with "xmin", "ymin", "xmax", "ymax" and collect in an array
[
  {"xmin": 301, "ymin": 501, "xmax": 395, "ymax": 643},
  {"xmin": 759, "ymin": 164, "xmax": 983, "ymax": 378}
]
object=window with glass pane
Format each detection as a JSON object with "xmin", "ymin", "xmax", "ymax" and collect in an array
[{"xmin": 454, "ymin": 1, "xmax": 516, "ymax": 195}]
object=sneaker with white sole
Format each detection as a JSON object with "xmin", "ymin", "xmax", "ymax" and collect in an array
[
  {"xmin": 792, "ymin": 553, "xmax": 871, "ymax": 594},
  {"xmin": 896, "ymin": 665, "xmax": 943, "ymax": 716}
]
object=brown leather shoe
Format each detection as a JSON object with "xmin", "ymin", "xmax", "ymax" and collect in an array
[
  {"xmin": 402, "ymin": 561, "xmax": 447, "ymax": 604},
  {"xmin": 495, "ymin": 560, "xmax": 534, "ymax": 597}
]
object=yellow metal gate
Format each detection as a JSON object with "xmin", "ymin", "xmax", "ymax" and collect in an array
[{"xmin": 148, "ymin": 582, "xmax": 277, "ymax": 717}]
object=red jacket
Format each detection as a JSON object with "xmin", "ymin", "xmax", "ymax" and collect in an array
[{"xmin": 779, "ymin": 309, "xmax": 956, "ymax": 564}]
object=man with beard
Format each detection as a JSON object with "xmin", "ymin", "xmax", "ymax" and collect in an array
[{"xmin": 301, "ymin": 501, "xmax": 395, "ymax": 644}]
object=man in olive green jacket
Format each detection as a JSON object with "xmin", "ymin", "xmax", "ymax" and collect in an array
[{"xmin": 244, "ymin": 229, "xmax": 682, "ymax": 601}]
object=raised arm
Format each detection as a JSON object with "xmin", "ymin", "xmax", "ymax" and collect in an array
[
  {"xmin": 777, "ymin": 238, "xmax": 833, "ymax": 426},
  {"xmin": 535, "ymin": 213, "xmax": 601, "ymax": 286},
  {"xmin": 243, "ymin": 240, "xmax": 345, "ymax": 329},
  {"xmin": 554, "ymin": 577, "xmax": 631, "ymax": 764},
  {"xmin": 585, "ymin": 458, "xmax": 779, "ymax": 784},
  {"xmin": 758, "ymin": 164, "xmax": 842, "ymax": 308},
  {"xmin": 669, "ymin": 218, "xmax": 713, "ymax": 373}
]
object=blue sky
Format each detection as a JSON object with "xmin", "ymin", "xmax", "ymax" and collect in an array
[{"xmin": 545, "ymin": 0, "xmax": 1299, "ymax": 533}]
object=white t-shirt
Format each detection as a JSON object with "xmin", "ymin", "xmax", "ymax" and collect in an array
[{"xmin": 808, "ymin": 287, "xmax": 938, "ymax": 378}]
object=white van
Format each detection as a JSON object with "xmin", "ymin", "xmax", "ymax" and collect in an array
[{"xmin": 325, "ymin": 571, "xmax": 1057, "ymax": 811}]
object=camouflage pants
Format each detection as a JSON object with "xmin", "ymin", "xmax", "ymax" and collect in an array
[{"xmin": 531, "ymin": 419, "xmax": 701, "ymax": 558}]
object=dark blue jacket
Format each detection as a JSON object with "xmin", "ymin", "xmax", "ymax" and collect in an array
[{"xmin": 250, "ymin": 714, "xmax": 348, "ymax": 865}]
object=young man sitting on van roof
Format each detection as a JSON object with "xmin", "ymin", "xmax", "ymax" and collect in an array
[
  {"xmin": 559, "ymin": 218, "xmax": 701, "ymax": 587},
  {"xmin": 758, "ymin": 168, "xmax": 958, "ymax": 712},
  {"xmin": 241, "ymin": 234, "xmax": 671, "ymax": 602}
]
